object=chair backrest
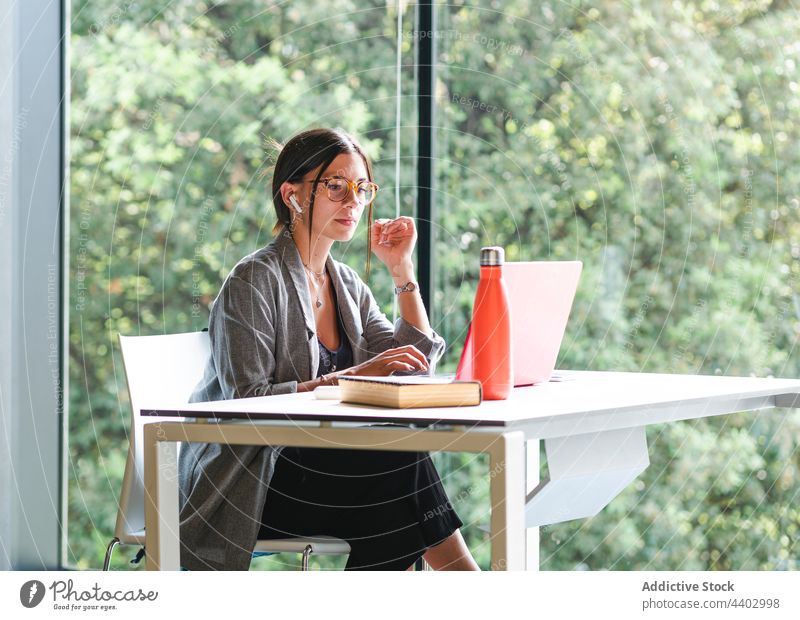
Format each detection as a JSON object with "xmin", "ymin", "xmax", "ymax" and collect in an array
[{"xmin": 115, "ymin": 331, "xmax": 211, "ymax": 542}]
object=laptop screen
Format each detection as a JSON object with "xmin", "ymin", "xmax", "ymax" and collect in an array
[{"xmin": 455, "ymin": 261, "xmax": 582, "ymax": 386}]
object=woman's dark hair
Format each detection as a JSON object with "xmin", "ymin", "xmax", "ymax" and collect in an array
[{"xmin": 266, "ymin": 127, "xmax": 376, "ymax": 279}]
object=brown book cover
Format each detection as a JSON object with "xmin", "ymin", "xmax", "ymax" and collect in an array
[{"xmin": 337, "ymin": 375, "xmax": 482, "ymax": 409}]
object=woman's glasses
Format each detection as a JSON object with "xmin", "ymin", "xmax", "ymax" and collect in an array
[{"xmin": 305, "ymin": 176, "xmax": 379, "ymax": 205}]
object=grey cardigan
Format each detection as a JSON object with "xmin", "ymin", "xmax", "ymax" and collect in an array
[{"xmin": 178, "ymin": 228, "xmax": 446, "ymax": 570}]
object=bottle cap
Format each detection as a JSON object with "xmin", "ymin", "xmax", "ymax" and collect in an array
[{"xmin": 480, "ymin": 246, "xmax": 505, "ymax": 266}]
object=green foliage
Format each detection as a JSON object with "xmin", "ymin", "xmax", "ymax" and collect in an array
[{"xmin": 69, "ymin": 0, "xmax": 799, "ymax": 570}]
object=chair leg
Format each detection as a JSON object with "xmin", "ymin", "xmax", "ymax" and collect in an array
[
  {"xmin": 301, "ymin": 544, "xmax": 313, "ymax": 571},
  {"xmin": 103, "ymin": 538, "xmax": 120, "ymax": 571}
]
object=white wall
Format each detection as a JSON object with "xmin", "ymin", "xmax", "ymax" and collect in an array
[
  {"xmin": 0, "ymin": 0, "xmax": 65, "ymax": 570},
  {"xmin": 0, "ymin": 0, "xmax": 16, "ymax": 572}
]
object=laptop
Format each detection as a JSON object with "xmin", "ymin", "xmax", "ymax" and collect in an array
[{"xmin": 454, "ymin": 261, "xmax": 582, "ymax": 386}]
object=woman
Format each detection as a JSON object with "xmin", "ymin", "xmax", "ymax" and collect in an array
[{"xmin": 179, "ymin": 127, "xmax": 479, "ymax": 571}]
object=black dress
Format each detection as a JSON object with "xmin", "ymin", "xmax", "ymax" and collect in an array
[{"xmin": 257, "ymin": 282, "xmax": 463, "ymax": 570}]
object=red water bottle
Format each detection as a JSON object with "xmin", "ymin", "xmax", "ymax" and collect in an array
[{"xmin": 471, "ymin": 246, "xmax": 513, "ymax": 400}]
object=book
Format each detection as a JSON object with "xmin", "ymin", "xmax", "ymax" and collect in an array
[{"xmin": 337, "ymin": 375, "xmax": 482, "ymax": 409}]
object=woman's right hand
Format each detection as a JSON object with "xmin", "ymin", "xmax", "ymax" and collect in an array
[
  {"xmin": 338, "ymin": 345, "xmax": 429, "ymax": 379},
  {"xmin": 298, "ymin": 345, "xmax": 430, "ymax": 391}
]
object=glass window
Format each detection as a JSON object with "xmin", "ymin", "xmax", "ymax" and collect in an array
[
  {"xmin": 435, "ymin": 0, "xmax": 800, "ymax": 570},
  {"xmin": 67, "ymin": 0, "xmax": 800, "ymax": 572},
  {"xmin": 68, "ymin": 0, "xmax": 419, "ymax": 570}
]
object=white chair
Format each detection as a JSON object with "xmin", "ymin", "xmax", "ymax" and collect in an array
[{"xmin": 104, "ymin": 331, "xmax": 350, "ymax": 571}]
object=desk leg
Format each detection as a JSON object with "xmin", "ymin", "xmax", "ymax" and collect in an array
[
  {"xmin": 143, "ymin": 425, "xmax": 180, "ymax": 571},
  {"xmin": 526, "ymin": 438, "xmax": 540, "ymax": 571},
  {"xmin": 489, "ymin": 431, "xmax": 526, "ymax": 570}
]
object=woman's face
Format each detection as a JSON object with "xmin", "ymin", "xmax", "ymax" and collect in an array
[{"xmin": 289, "ymin": 152, "xmax": 370, "ymax": 244}]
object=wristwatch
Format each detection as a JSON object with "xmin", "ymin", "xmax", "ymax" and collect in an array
[{"xmin": 394, "ymin": 281, "xmax": 417, "ymax": 295}]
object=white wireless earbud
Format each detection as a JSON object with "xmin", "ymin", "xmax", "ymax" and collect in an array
[{"xmin": 289, "ymin": 195, "xmax": 303, "ymax": 213}]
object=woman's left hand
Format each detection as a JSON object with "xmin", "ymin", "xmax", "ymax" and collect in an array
[{"xmin": 371, "ymin": 216, "xmax": 417, "ymax": 269}]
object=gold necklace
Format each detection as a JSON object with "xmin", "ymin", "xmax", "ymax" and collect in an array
[
  {"xmin": 304, "ymin": 265, "xmax": 326, "ymax": 308},
  {"xmin": 303, "ymin": 262, "xmax": 325, "ymax": 279}
]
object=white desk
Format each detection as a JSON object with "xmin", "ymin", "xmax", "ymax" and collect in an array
[{"xmin": 142, "ymin": 370, "xmax": 800, "ymax": 571}]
